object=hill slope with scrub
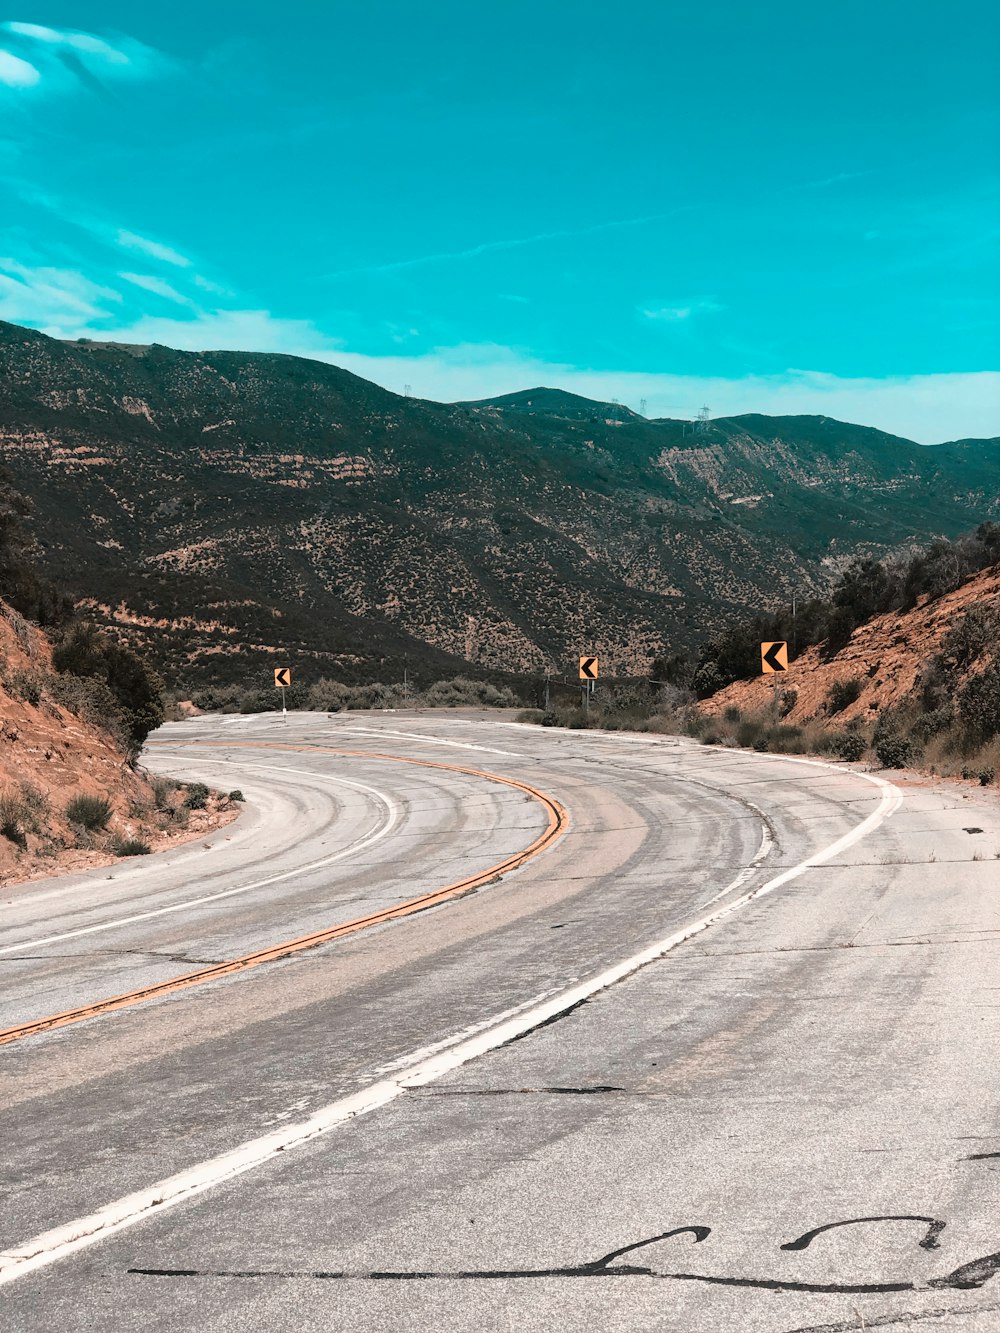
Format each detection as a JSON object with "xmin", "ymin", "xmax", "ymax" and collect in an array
[
  {"xmin": 0, "ymin": 319, "xmax": 996, "ymax": 691},
  {"xmin": 0, "ymin": 603, "xmax": 236, "ymax": 885}
]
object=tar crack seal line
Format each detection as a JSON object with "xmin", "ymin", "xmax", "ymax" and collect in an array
[{"xmin": 127, "ymin": 1217, "xmax": 1000, "ymax": 1295}]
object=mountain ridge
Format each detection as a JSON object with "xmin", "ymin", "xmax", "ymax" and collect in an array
[{"xmin": 0, "ymin": 319, "xmax": 996, "ymax": 690}]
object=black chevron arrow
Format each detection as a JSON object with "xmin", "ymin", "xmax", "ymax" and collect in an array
[{"xmin": 761, "ymin": 643, "xmax": 787, "ymax": 672}]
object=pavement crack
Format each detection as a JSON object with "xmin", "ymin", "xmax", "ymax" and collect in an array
[{"xmin": 780, "ymin": 1298, "xmax": 1000, "ymax": 1331}]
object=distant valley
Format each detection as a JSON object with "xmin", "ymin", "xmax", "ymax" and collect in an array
[{"xmin": 0, "ymin": 319, "xmax": 996, "ymax": 690}]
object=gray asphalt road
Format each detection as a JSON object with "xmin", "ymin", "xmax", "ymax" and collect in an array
[{"xmin": 3, "ymin": 711, "xmax": 1000, "ymax": 1333}]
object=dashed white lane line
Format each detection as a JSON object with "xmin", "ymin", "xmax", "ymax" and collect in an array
[
  {"xmin": 0, "ymin": 763, "xmax": 399, "ymax": 958},
  {"xmin": 0, "ymin": 761, "xmax": 902, "ymax": 1287}
]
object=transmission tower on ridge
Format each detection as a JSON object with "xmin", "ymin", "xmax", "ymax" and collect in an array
[
  {"xmin": 639, "ymin": 397, "xmax": 647, "ymax": 417},
  {"xmin": 695, "ymin": 404, "xmax": 711, "ymax": 434}
]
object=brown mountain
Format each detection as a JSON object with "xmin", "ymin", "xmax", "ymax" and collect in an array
[{"xmin": 0, "ymin": 319, "xmax": 996, "ymax": 690}]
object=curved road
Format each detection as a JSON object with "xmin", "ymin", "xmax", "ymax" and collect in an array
[{"xmin": 2, "ymin": 710, "xmax": 1000, "ymax": 1333}]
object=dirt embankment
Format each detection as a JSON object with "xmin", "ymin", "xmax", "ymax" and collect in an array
[
  {"xmin": 0, "ymin": 605, "xmax": 236, "ymax": 886},
  {"xmin": 702, "ymin": 568, "xmax": 1000, "ymax": 727}
]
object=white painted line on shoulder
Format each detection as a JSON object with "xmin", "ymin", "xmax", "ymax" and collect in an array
[
  {"xmin": 0, "ymin": 763, "xmax": 398, "ymax": 957},
  {"xmin": 0, "ymin": 761, "xmax": 901, "ymax": 1287},
  {"xmin": 325, "ymin": 723, "xmax": 524, "ymax": 758}
]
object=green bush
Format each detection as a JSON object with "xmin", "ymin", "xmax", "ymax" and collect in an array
[
  {"xmin": 832, "ymin": 731, "xmax": 868, "ymax": 762},
  {"xmin": 912, "ymin": 706, "xmax": 953, "ymax": 741},
  {"xmin": 113, "ymin": 836, "xmax": 151, "ymax": 857},
  {"xmin": 53, "ymin": 622, "xmax": 164, "ymax": 754},
  {"xmin": 423, "ymin": 677, "xmax": 516, "ymax": 708},
  {"xmin": 766, "ymin": 724, "xmax": 807, "ymax": 754},
  {"xmin": 736, "ymin": 718, "xmax": 765, "ymax": 748},
  {"xmin": 980, "ymin": 767, "xmax": 996, "ymax": 786},
  {"xmin": 151, "ymin": 775, "xmax": 179, "ymax": 810},
  {"xmin": 17, "ymin": 781, "xmax": 50, "ymax": 832},
  {"xmin": 0, "ymin": 789, "xmax": 27, "ymax": 848},
  {"xmin": 827, "ymin": 676, "xmax": 863, "ymax": 714},
  {"xmin": 874, "ymin": 734, "xmax": 922, "ymax": 769},
  {"xmin": 957, "ymin": 667, "xmax": 1000, "ymax": 744},
  {"xmin": 66, "ymin": 793, "xmax": 113, "ymax": 830},
  {"xmin": 182, "ymin": 782, "xmax": 210, "ymax": 810},
  {"xmin": 228, "ymin": 789, "xmax": 244, "ymax": 802},
  {"xmin": 6, "ymin": 668, "xmax": 44, "ymax": 705}
]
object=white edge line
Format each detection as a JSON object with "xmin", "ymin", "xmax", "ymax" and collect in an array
[
  {"xmin": 0, "ymin": 762, "xmax": 901, "ymax": 1287},
  {"xmin": 0, "ymin": 764, "xmax": 400, "ymax": 957}
]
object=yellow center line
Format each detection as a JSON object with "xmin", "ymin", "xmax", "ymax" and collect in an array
[{"xmin": 0, "ymin": 742, "xmax": 568, "ymax": 1048}]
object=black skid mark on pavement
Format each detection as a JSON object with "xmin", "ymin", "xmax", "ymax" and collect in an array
[
  {"xmin": 928, "ymin": 1249, "xmax": 1000, "ymax": 1290},
  {"xmin": 126, "ymin": 1222, "xmax": 1000, "ymax": 1296},
  {"xmin": 781, "ymin": 1216, "xmax": 945, "ymax": 1253},
  {"xmin": 128, "ymin": 1226, "xmax": 712, "ymax": 1283},
  {"xmin": 962, "ymin": 1151, "xmax": 1000, "ymax": 1161}
]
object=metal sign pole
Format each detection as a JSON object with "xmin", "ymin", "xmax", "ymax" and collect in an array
[{"xmin": 281, "ymin": 685, "xmax": 287, "ymax": 719}]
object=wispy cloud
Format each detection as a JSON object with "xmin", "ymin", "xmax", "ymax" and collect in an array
[
  {"xmin": 26, "ymin": 303, "xmax": 997, "ymax": 444},
  {"xmin": 640, "ymin": 299, "xmax": 724, "ymax": 323},
  {"xmin": 116, "ymin": 230, "xmax": 191, "ymax": 268},
  {"xmin": 0, "ymin": 257, "xmax": 122, "ymax": 326},
  {"xmin": 0, "ymin": 48, "xmax": 39, "ymax": 87},
  {"xmin": 323, "ymin": 171, "xmax": 881, "ymax": 284},
  {"xmin": 0, "ymin": 21, "xmax": 171, "ymax": 98},
  {"xmin": 118, "ymin": 271, "xmax": 195, "ymax": 306},
  {"xmin": 322, "ymin": 206, "xmax": 698, "ymax": 281}
]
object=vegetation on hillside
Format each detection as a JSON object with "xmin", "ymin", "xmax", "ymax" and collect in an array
[
  {"xmin": 689, "ymin": 523, "xmax": 1000, "ymax": 698},
  {"xmin": 2, "ymin": 320, "xmax": 997, "ymax": 689},
  {"xmin": 521, "ymin": 524, "xmax": 1000, "ymax": 783}
]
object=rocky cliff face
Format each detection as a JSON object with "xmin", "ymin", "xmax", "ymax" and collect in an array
[{"xmin": 0, "ymin": 319, "xmax": 996, "ymax": 689}]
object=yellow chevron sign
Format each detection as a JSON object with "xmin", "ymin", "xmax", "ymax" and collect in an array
[
  {"xmin": 760, "ymin": 642, "xmax": 788, "ymax": 674},
  {"xmin": 274, "ymin": 667, "xmax": 292, "ymax": 688}
]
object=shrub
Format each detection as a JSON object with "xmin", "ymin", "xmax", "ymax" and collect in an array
[
  {"xmin": 308, "ymin": 678, "xmax": 352, "ymax": 712},
  {"xmin": 736, "ymin": 718, "xmax": 765, "ymax": 748},
  {"xmin": 874, "ymin": 734, "xmax": 922, "ymax": 769},
  {"xmin": 765, "ymin": 724, "xmax": 806, "ymax": 754},
  {"xmin": 423, "ymin": 677, "xmax": 516, "ymax": 708},
  {"xmin": 827, "ymin": 676, "xmax": 863, "ymax": 714},
  {"xmin": 52, "ymin": 622, "xmax": 164, "ymax": 753},
  {"xmin": 0, "ymin": 789, "xmax": 27, "ymax": 847},
  {"xmin": 112, "ymin": 836, "xmax": 151, "ymax": 857},
  {"xmin": 957, "ymin": 667, "xmax": 1000, "ymax": 744},
  {"xmin": 182, "ymin": 782, "xmax": 210, "ymax": 810},
  {"xmin": 6, "ymin": 668, "xmax": 43, "ymax": 705},
  {"xmin": 912, "ymin": 706, "xmax": 953, "ymax": 742},
  {"xmin": 938, "ymin": 605, "xmax": 1000, "ymax": 671},
  {"xmin": 778, "ymin": 687, "xmax": 798, "ymax": 718},
  {"xmin": 723, "ymin": 705, "xmax": 742, "ymax": 723},
  {"xmin": 228, "ymin": 789, "xmax": 244, "ymax": 802},
  {"xmin": 17, "ymin": 781, "xmax": 49, "ymax": 832},
  {"xmin": 66, "ymin": 793, "xmax": 112, "ymax": 830},
  {"xmin": 832, "ymin": 731, "xmax": 868, "ymax": 762},
  {"xmin": 980, "ymin": 767, "xmax": 996, "ymax": 786},
  {"xmin": 151, "ymin": 775, "xmax": 179, "ymax": 810}
]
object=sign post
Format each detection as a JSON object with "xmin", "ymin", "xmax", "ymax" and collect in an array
[
  {"xmin": 579, "ymin": 656, "xmax": 598, "ymax": 717},
  {"xmin": 760, "ymin": 641, "xmax": 788, "ymax": 719},
  {"xmin": 274, "ymin": 666, "xmax": 292, "ymax": 719}
]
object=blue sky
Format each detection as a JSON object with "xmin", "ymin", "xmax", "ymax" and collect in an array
[{"xmin": 0, "ymin": 2, "xmax": 997, "ymax": 441}]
